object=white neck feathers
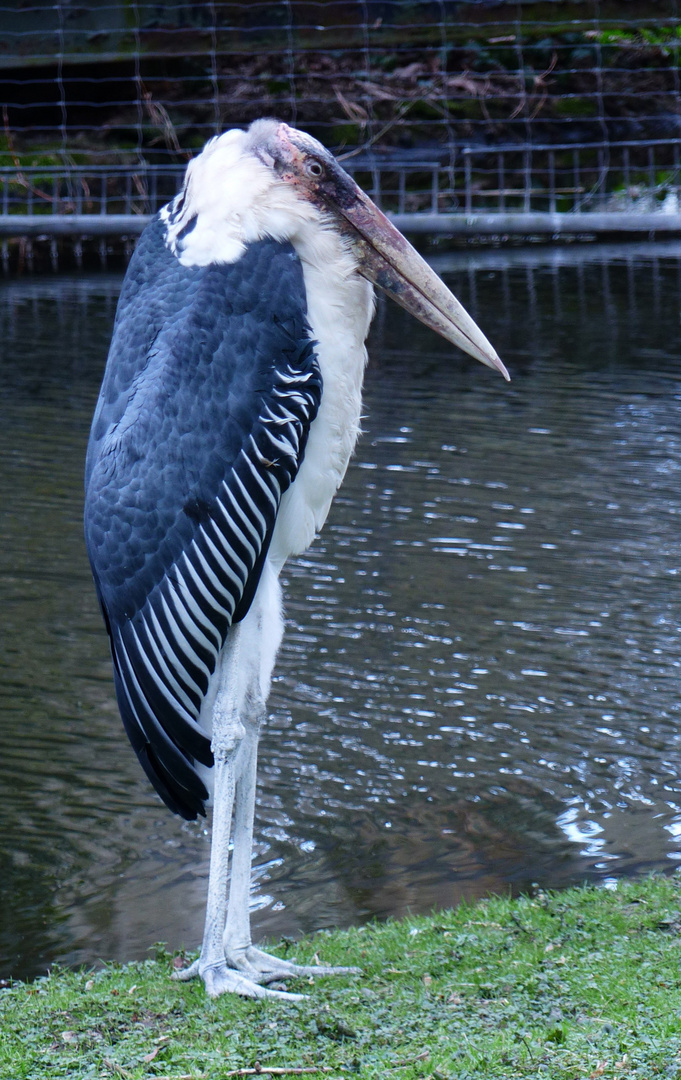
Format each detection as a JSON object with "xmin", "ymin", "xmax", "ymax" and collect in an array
[{"xmin": 161, "ymin": 129, "xmax": 340, "ymax": 272}]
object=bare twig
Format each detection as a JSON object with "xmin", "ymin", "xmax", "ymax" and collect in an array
[
  {"xmin": 224, "ymin": 1068, "xmax": 334, "ymax": 1077},
  {"xmin": 132, "ymin": 171, "xmax": 150, "ymax": 215},
  {"xmin": 520, "ymin": 1035, "xmax": 535, "ymax": 1063},
  {"xmin": 337, "ymin": 101, "xmax": 414, "ymax": 161},
  {"xmin": 2, "ymin": 106, "xmax": 56, "ymax": 205},
  {"xmin": 333, "ymin": 87, "xmax": 368, "ymax": 127},
  {"xmin": 141, "ymin": 84, "xmax": 187, "ymax": 159},
  {"xmin": 79, "ymin": 174, "xmax": 92, "ymax": 212},
  {"xmin": 529, "ymin": 51, "xmax": 558, "ymax": 120}
]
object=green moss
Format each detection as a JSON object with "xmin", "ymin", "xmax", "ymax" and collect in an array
[
  {"xmin": 444, "ymin": 100, "xmax": 488, "ymax": 121},
  {"xmin": 551, "ymin": 97, "xmax": 599, "ymax": 118},
  {"xmin": 330, "ymin": 122, "xmax": 365, "ymax": 147},
  {"xmin": 0, "ymin": 141, "xmax": 64, "ymax": 170}
]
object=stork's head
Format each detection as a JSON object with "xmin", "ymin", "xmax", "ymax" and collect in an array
[{"xmin": 165, "ymin": 118, "xmax": 508, "ymax": 380}]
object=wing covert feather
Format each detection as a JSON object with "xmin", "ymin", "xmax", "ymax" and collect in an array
[{"xmin": 85, "ymin": 219, "xmax": 322, "ymax": 819}]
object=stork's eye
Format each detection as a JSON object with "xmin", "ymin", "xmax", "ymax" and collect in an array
[{"xmin": 306, "ymin": 160, "xmax": 324, "ymax": 178}]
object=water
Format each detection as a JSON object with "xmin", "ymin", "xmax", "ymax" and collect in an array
[{"xmin": 3, "ymin": 243, "xmax": 681, "ymax": 982}]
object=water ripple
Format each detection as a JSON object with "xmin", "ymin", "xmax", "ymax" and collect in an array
[{"xmin": 3, "ymin": 254, "xmax": 681, "ymax": 978}]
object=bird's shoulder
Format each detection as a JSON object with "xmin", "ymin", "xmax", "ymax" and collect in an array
[
  {"xmin": 90, "ymin": 218, "xmax": 310, "ymax": 445},
  {"xmin": 85, "ymin": 219, "xmax": 322, "ymax": 623}
]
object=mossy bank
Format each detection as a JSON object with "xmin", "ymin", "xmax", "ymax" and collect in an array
[{"xmin": 3, "ymin": 875, "xmax": 681, "ymax": 1079}]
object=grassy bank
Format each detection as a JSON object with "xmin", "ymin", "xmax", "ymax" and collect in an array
[{"xmin": 3, "ymin": 875, "xmax": 681, "ymax": 1079}]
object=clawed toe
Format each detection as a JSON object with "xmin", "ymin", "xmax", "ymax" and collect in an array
[
  {"xmin": 225, "ymin": 945, "xmax": 362, "ymax": 985},
  {"xmin": 171, "ymin": 958, "xmax": 200, "ymax": 982},
  {"xmin": 203, "ymin": 962, "xmax": 305, "ymax": 1000},
  {"xmin": 258, "ymin": 962, "xmax": 361, "ymax": 983}
]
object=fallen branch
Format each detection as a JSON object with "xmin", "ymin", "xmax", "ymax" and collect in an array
[{"xmin": 224, "ymin": 1068, "xmax": 334, "ymax": 1077}]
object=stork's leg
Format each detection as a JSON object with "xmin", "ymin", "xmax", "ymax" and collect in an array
[
  {"xmin": 222, "ymin": 693, "xmax": 360, "ymax": 986},
  {"xmin": 173, "ymin": 623, "xmax": 301, "ymax": 1001},
  {"xmin": 221, "ymin": 573, "xmax": 360, "ymax": 986},
  {"xmin": 222, "ymin": 699, "xmax": 264, "ymax": 964}
]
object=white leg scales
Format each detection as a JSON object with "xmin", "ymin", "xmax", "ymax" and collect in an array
[{"xmin": 172, "ymin": 695, "xmax": 358, "ymax": 999}]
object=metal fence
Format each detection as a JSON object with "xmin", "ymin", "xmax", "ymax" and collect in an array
[{"xmin": 1, "ymin": 0, "xmax": 681, "ymax": 243}]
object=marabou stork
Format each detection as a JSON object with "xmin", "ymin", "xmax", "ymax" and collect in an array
[{"xmin": 84, "ymin": 119, "xmax": 509, "ymax": 1000}]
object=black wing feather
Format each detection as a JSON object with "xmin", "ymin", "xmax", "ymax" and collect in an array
[{"xmin": 85, "ymin": 218, "xmax": 322, "ymax": 819}]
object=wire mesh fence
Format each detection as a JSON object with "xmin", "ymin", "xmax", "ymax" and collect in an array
[
  {"xmin": 1, "ymin": 1, "xmax": 681, "ymax": 233},
  {"xmin": 4, "ymin": 138, "xmax": 681, "ymax": 224}
]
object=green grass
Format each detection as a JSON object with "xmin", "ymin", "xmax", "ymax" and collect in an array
[{"xmin": 3, "ymin": 875, "xmax": 681, "ymax": 1078}]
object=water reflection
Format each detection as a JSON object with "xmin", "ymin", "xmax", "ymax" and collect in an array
[{"xmin": 2, "ymin": 245, "xmax": 681, "ymax": 980}]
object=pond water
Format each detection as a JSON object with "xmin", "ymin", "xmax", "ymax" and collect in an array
[{"xmin": 3, "ymin": 241, "xmax": 681, "ymax": 982}]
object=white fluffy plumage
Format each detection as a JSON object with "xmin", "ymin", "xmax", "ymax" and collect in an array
[{"xmin": 162, "ymin": 125, "xmax": 375, "ymax": 566}]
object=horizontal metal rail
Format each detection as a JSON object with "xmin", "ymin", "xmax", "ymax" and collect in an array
[
  {"xmin": 393, "ymin": 212, "xmax": 681, "ymax": 235},
  {"xmin": 2, "ymin": 137, "xmax": 681, "ymax": 222},
  {"xmin": 2, "ymin": 211, "xmax": 681, "ymax": 239},
  {"xmin": 0, "ymin": 214, "xmax": 148, "ymax": 236}
]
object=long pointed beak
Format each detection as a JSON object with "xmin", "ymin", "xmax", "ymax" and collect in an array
[{"xmin": 338, "ymin": 187, "xmax": 509, "ymax": 381}]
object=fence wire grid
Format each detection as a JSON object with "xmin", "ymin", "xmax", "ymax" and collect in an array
[{"xmin": 2, "ymin": 1, "xmax": 681, "ymax": 224}]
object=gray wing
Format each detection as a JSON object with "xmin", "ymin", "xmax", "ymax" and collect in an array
[{"xmin": 84, "ymin": 219, "xmax": 322, "ymax": 819}]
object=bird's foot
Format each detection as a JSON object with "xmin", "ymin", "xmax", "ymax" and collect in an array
[
  {"xmin": 171, "ymin": 957, "xmax": 305, "ymax": 1000},
  {"xmin": 171, "ymin": 946, "xmax": 360, "ymax": 999},
  {"xmin": 224, "ymin": 944, "xmax": 361, "ymax": 986}
]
